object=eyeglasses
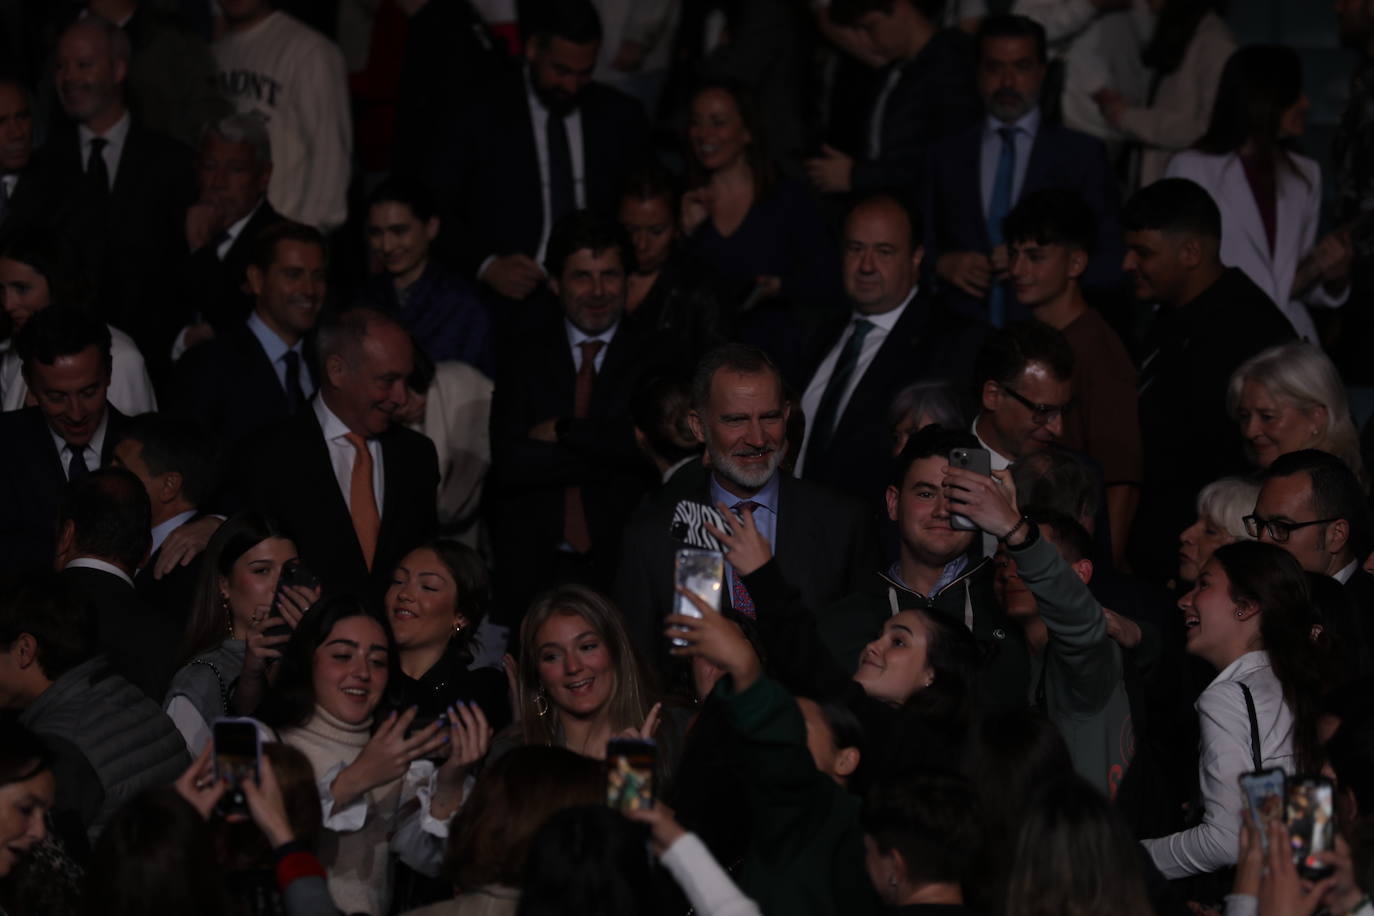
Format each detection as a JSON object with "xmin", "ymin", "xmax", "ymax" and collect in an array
[
  {"xmin": 1242, "ymin": 513, "xmax": 1341, "ymax": 543},
  {"xmin": 998, "ymin": 384, "xmax": 1072, "ymax": 426}
]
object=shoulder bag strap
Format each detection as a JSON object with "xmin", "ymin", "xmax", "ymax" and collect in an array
[{"xmin": 1239, "ymin": 682, "xmax": 1264, "ymax": 771}]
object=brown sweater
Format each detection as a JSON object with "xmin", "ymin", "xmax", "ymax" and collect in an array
[{"xmin": 1060, "ymin": 308, "xmax": 1144, "ymax": 486}]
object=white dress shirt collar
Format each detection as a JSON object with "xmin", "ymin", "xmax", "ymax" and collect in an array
[
  {"xmin": 1334, "ymin": 559, "xmax": 1359, "ymax": 585},
  {"xmin": 64, "ymin": 556, "xmax": 135, "ymax": 588},
  {"xmin": 564, "ymin": 318, "xmax": 619, "ymax": 372},
  {"xmin": 49, "ymin": 410, "xmax": 110, "ymax": 479},
  {"xmin": 219, "ymin": 198, "xmax": 265, "ymax": 260}
]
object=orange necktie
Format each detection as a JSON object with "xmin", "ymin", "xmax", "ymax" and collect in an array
[{"xmin": 345, "ymin": 433, "xmax": 380, "ymax": 569}]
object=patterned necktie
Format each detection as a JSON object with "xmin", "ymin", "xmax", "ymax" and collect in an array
[
  {"xmin": 985, "ymin": 126, "xmax": 1017, "ymax": 328},
  {"xmin": 282, "ymin": 350, "xmax": 303, "ymax": 415},
  {"xmin": 345, "ymin": 433, "xmax": 380, "ymax": 569},
  {"xmin": 806, "ymin": 318, "xmax": 875, "ymax": 467},
  {"xmin": 728, "ymin": 500, "xmax": 761, "ymax": 617},
  {"xmin": 563, "ymin": 340, "xmax": 605, "ymax": 554}
]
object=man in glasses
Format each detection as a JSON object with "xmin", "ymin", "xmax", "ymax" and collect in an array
[
  {"xmin": 970, "ymin": 320, "xmax": 1073, "ymax": 555},
  {"xmin": 971, "ymin": 320, "xmax": 1073, "ymax": 471},
  {"xmin": 1004, "ymin": 189, "xmax": 1142, "ymax": 569},
  {"xmin": 1248, "ymin": 448, "xmax": 1374, "ymax": 679}
]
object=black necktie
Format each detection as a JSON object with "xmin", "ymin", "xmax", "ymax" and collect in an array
[
  {"xmin": 87, "ymin": 137, "xmax": 110, "ymax": 197},
  {"xmin": 806, "ymin": 318, "xmax": 876, "ymax": 464},
  {"xmin": 282, "ymin": 350, "xmax": 302, "ymax": 415},
  {"xmin": 67, "ymin": 445, "xmax": 89, "ymax": 482},
  {"xmin": 547, "ymin": 111, "xmax": 575, "ymax": 227}
]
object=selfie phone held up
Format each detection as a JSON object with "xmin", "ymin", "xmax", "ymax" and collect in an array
[
  {"xmin": 1238, "ymin": 768, "xmax": 1287, "ymax": 854},
  {"xmin": 670, "ymin": 548, "xmax": 724, "ymax": 647},
  {"xmin": 213, "ymin": 717, "xmax": 261, "ymax": 819},
  {"xmin": 264, "ymin": 559, "xmax": 320, "ymax": 640},
  {"xmin": 606, "ymin": 738, "xmax": 656, "ymax": 812},
  {"xmin": 947, "ymin": 447, "xmax": 992, "ymax": 531},
  {"xmin": 1287, "ymin": 776, "xmax": 1336, "ymax": 880}
]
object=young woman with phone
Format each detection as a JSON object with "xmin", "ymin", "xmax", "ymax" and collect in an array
[
  {"xmin": 166, "ymin": 513, "xmax": 317, "ymax": 755},
  {"xmin": 1140, "ymin": 542, "xmax": 1329, "ymax": 879},
  {"xmin": 257, "ymin": 596, "xmax": 491, "ymax": 915}
]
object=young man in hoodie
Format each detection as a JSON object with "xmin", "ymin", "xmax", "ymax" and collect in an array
[{"xmin": 816, "ymin": 423, "xmax": 1030, "ymax": 714}]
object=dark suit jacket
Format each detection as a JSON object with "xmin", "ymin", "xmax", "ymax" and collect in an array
[
  {"xmin": 43, "ymin": 118, "xmax": 195, "ymax": 375},
  {"xmin": 487, "ymin": 309, "xmax": 657, "ymax": 614},
  {"xmin": 850, "ymin": 28, "xmax": 980, "ymax": 196},
  {"xmin": 426, "ymin": 65, "xmax": 649, "ymax": 278},
  {"xmin": 920, "ymin": 118, "xmax": 1125, "ymax": 324},
  {"xmin": 0, "ymin": 168, "xmax": 47, "ymax": 244},
  {"xmin": 794, "ymin": 289, "xmax": 987, "ymax": 505},
  {"xmin": 234, "ymin": 405, "xmax": 439, "ymax": 603},
  {"xmin": 0, "ymin": 406, "xmax": 130, "ymax": 576},
  {"xmin": 167, "ymin": 319, "xmax": 307, "ymax": 449},
  {"xmin": 614, "ymin": 464, "xmax": 882, "ymax": 662},
  {"xmin": 1131, "ymin": 268, "xmax": 1294, "ymax": 578},
  {"xmin": 180, "ymin": 199, "xmax": 282, "ymax": 334},
  {"xmin": 62, "ymin": 564, "xmax": 180, "ymax": 702},
  {"xmin": 135, "ymin": 536, "xmax": 203, "ymax": 623}
]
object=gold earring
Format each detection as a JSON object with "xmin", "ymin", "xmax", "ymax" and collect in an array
[{"xmin": 534, "ymin": 690, "xmax": 551, "ymax": 718}]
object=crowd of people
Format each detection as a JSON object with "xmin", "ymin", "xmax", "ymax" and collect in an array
[{"xmin": 4, "ymin": 0, "xmax": 1374, "ymax": 914}]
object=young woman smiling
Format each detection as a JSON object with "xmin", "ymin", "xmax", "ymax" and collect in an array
[
  {"xmin": 505, "ymin": 585, "xmax": 661, "ymax": 763},
  {"xmin": 1141, "ymin": 541, "xmax": 1328, "ymax": 879},
  {"xmin": 385, "ymin": 541, "xmax": 510, "ymax": 732},
  {"xmin": 166, "ymin": 513, "xmax": 314, "ymax": 755},
  {"xmin": 259, "ymin": 596, "xmax": 491, "ymax": 915}
]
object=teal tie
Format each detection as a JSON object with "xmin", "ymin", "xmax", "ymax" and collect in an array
[
  {"xmin": 985, "ymin": 126, "xmax": 1017, "ymax": 328},
  {"xmin": 806, "ymin": 318, "xmax": 876, "ymax": 464}
]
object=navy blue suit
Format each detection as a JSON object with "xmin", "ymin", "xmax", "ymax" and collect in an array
[{"xmin": 920, "ymin": 118, "xmax": 1125, "ymax": 325}]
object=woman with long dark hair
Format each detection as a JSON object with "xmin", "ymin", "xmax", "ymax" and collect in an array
[
  {"xmin": 1142, "ymin": 541, "xmax": 1329, "ymax": 878},
  {"xmin": 1165, "ymin": 46, "xmax": 1352, "ymax": 343},
  {"xmin": 258, "ymin": 595, "xmax": 491, "ymax": 915},
  {"xmin": 1093, "ymin": 0, "xmax": 1235, "ymax": 186},
  {"xmin": 164, "ymin": 512, "xmax": 309, "ymax": 754},
  {"xmin": 385, "ymin": 540, "xmax": 510, "ymax": 731},
  {"xmin": 679, "ymin": 82, "xmax": 840, "ymax": 317}
]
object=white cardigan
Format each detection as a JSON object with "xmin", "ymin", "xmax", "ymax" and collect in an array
[
  {"xmin": 1165, "ymin": 149, "xmax": 1348, "ymax": 344},
  {"xmin": 1142, "ymin": 651, "xmax": 1295, "ymax": 878},
  {"xmin": 1117, "ymin": 11, "xmax": 1236, "ymax": 186}
]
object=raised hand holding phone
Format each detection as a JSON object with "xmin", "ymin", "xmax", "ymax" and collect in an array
[{"xmin": 665, "ymin": 589, "xmax": 761, "ymax": 691}]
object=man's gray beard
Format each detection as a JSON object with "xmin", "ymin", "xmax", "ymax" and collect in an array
[{"xmin": 708, "ymin": 443, "xmax": 783, "ymax": 493}]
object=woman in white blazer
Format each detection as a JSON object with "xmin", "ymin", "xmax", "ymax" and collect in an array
[{"xmin": 1164, "ymin": 46, "xmax": 1352, "ymax": 345}]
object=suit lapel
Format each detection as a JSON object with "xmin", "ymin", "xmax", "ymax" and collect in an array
[{"xmin": 833, "ymin": 296, "xmax": 926, "ymax": 440}]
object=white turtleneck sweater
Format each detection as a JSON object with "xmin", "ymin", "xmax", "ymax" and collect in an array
[{"xmin": 281, "ymin": 706, "xmax": 450, "ymax": 915}]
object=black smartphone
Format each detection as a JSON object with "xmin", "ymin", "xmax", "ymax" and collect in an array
[
  {"xmin": 213, "ymin": 717, "xmax": 261, "ymax": 819},
  {"xmin": 947, "ymin": 447, "xmax": 992, "ymax": 531},
  {"xmin": 606, "ymin": 738, "xmax": 656, "ymax": 812},
  {"xmin": 264, "ymin": 559, "xmax": 320, "ymax": 640},
  {"xmin": 1287, "ymin": 776, "xmax": 1336, "ymax": 880}
]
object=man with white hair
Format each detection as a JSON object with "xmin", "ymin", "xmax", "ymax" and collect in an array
[
  {"xmin": 178, "ymin": 111, "xmax": 281, "ymax": 350},
  {"xmin": 615, "ymin": 343, "xmax": 880, "ymax": 659}
]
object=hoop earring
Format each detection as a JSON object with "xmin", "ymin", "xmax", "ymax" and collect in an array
[{"xmin": 534, "ymin": 690, "xmax": 551, "ymax": 719}]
